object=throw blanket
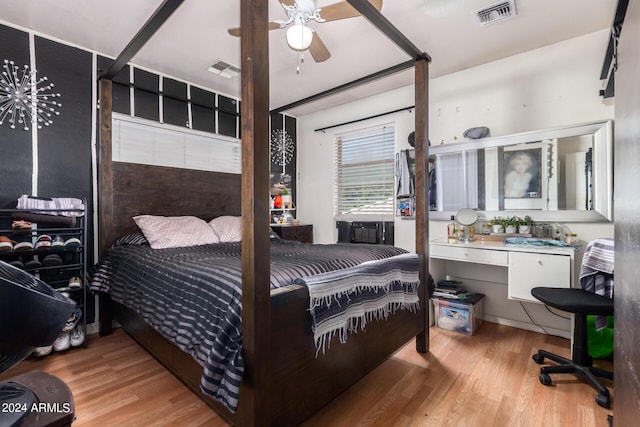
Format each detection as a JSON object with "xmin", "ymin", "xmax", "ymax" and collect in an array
[
  {"xmin": 503, "ymin": 237, "xmax": 579, "ymax": 250},
  {"xmin": 16, "ymin": 195, "xmax": 85, "ymax": 217},
  {"xmin": 90, "ymin": 237, "xmax": 414, "ymax": 413},
  {"xmin": 579, "ymin": 238, "xmax": 614, "ymax": 330},
  {"xmin": 295, "ymin": 253, "xmax": 420, "ymax": 354}
]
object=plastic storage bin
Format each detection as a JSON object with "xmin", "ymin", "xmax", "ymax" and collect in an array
[{"xmin": 432, "ymin": 293, "xmax": 485, "ymax": 336}]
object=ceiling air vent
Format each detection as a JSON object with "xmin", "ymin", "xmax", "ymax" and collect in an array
[
  {"xmin": 474, "ymin": 0, "xmax": 516, "ymax": 27},
  {"xmin": 208, "ymin": 59, "xmax": 240, "ymax": 79}
]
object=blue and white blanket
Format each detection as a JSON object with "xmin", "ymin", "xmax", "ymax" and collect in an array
[{"xmin": 295, "ymin": 253, "xmax": 420, "ymax": 354}]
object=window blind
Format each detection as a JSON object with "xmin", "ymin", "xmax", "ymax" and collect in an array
[
  {"xmin": 112, "ymin": 115, "xmax": 240, "ymax": 174},
  {"xmin": 334, "ymin": 123, "xmax": 395, "ymax": 216}
]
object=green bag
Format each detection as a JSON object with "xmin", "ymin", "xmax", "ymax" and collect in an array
[{"xmin": 587, "ymin": 315, "xmax": 614, "ymax": 359}]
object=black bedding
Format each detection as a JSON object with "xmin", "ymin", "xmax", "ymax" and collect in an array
[{"xmin": 90, "ymin": 237, "xmax": 414, "ymax": 412}]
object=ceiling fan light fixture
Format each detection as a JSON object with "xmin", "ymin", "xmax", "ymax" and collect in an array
[{"xmin": 286, "ymin": 23, "xmax": 313, "ymax": 51}]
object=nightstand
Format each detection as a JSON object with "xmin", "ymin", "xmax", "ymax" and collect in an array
[{"xmin": 271, "ymin": 224, "xmax": 313, "ymax": 243}]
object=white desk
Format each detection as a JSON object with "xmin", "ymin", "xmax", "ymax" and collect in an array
[{"xmin": 429, "ymin": 238, "xmax": 577, "ymax": 336}]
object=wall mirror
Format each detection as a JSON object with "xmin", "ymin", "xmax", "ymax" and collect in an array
[{"xmin": 425, "ymin": 120, "xmax": 613, "ymax": 222}]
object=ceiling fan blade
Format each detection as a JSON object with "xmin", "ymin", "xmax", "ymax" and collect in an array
[
  {"xmin": 280, "ymin": 0, "xmax": 296, "ymax": 6},
  {"xmin": 308, "ymin": 32, "xmax": 331, "ymax": 62},
  {"xmin": 320, "ymin": 0, "xmax": 382, "ymax": 22},
  {"xmin": 228, "ymin": 22, "xmax": 282, "ymax": 37}
]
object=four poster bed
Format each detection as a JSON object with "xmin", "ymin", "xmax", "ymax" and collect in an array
[{"xmin": 94, "ymin": 2, "xmax": 431, "ymax": 426}]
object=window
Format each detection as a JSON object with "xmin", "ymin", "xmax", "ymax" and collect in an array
[{"xmin": 334, "ymin": 123, "xmax": 395, "ymax": 217}]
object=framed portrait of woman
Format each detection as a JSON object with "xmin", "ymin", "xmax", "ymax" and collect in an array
[{"xmin": 503, "ymin": 148, "xmax": 542, "ymax": 199}]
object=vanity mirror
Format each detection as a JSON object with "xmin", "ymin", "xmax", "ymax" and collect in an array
[{"xmin": 425, "ymin": 120, "xmax": 613, "ymax": 222}]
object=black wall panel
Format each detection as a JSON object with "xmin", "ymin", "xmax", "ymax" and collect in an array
[
  {"xmin": 133, "ymin": 68, "xmax": 159, "ymax": 121},
  {"xmin": 218, "ymin": 111, "xmax": 237, "ymax": 137},
  {"xmin": 112, "ymin": 82, "xmax": 132, "ymax": 115},
  {"xmin": 35, "ymin": 36, "xmax": 94, "ymax": 318},
  {"xmin": 0, "ymin": 25, "xmax": 32, "ymax": 208},
  {"xmin": 285, "ymin": 114, "xmax": 298, "ymax": 200},
  {"xmin": 269, "ymin": 113, "xmax": 298, "ymax": 216},
  {"xmin": 35, "ymin": 37, "xmax": 92, "ymax": 201},
  {"xmin": 192, "ymin": 105, "xmax": 215, "ymax": 133},
  {"xmin": 191, "ymin": 87, "xmax": 215, "ymax": 132},
  {"xmin": 162, "ymin": 77, "xmax": 188, "ymax": 127},
  {"xmin": 218, "ymin": 94, "xmax": 238, "ymax": 137},
  {"xmin": 97, "ymin": 56, "xmax": 130, "ymax": 114},
  {"xmin": 218, "ymin": 94, "xmax": 238, "ymax": 113},
  {"xmin": 270, "ymin": 112, "xmax": 284, "ymax": 172}
]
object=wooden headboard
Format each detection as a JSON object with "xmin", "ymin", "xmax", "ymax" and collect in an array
[{"xmin": 104, "ymin": 161, "xmax": 241, "ymax": 249}]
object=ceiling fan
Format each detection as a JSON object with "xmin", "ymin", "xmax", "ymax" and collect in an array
[{"xmin": 228, "ymin": 0, "xmax": 383, "ymax": 63}]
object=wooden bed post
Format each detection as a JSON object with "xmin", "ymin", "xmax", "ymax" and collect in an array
[
  {"xmin": 414, "ymin": 57, "xmax": 430, "ymax": 353},
  {"xmin": 240, "ymin": 0, "xmax": 271, "ymax": 425},
  {"xmin": 98, "ymin": 78, "xmax": 114, "ymax": 336},
  {"xmin": 97, "ymin": 78, "xmax": 113, "ymax": 259}
]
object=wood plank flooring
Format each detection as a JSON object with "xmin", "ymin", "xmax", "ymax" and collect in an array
[{"xmin": 0, "ymin": 322, "xmax": 613, "ymax": 426}]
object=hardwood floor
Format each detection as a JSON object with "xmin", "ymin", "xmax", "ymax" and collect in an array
[{"xmin": 0, "ymin": 322, "xmax": 613, "ymax": 426}]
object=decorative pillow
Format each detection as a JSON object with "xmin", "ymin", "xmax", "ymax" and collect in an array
[
  {"xmin": 209, "ymin": 216, "xmax": 242, "ymax": 243},
  {"xmin": 133, "ymin": 215, "xmax": 220, "ymax": 249},
  {"xmin": 113, "ymin": 232, "xmax": 149, "ymax": 247}
]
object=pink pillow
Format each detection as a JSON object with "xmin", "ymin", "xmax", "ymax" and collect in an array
[
  {"xmin": 133, "ymin": 215, "xmax": 220, "ymax": 249},
  {"xmin": 209, "ymin": 216, "xmax": 242, "ymax": 242}
]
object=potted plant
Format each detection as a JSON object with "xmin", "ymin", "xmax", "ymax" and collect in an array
[
  {"xmin": 519, "ymin": 215, "xmax": 534, "ymax": 235},
  {"xmin": 490, "ymin": 216, "xmax": 507, "ymax": 234},
  {"xmin": 281, "ymin": 188, "xmax": 292, "ymax": 209},
  {"xmin": 505, "ymin": 216, "xmax": 519, "ymax": 234}
]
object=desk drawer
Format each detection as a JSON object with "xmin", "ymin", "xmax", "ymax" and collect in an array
[
  {"xmin": 508, "ymin": 251, "xmax": 571, "ymax": 302},
  {"xmin": 430, "ymin": 245, "xmax": 508, "ymax": 266}
]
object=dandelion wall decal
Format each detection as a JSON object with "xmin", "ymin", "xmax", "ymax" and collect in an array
[
  {"xmin": 0, "ymin": 59, "xmax": 62, "ymax": 130},
  {"xmin": 270, "ymin": 129, "xmax": 295, "ymax": 168}
]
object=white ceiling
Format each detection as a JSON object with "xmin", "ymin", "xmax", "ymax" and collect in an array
[{"xmin": 0, "ymin": 0, "xmax": 616, "ymax": 117}]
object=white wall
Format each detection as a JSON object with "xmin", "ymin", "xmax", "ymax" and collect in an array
[{"xmin": 297, "ymin": 30, "xmax": 615, "ymax": 249}]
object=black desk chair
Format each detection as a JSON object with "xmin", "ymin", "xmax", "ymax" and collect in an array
[{"xmin": 530, "ymin": 287, "xmax": 614, "ymax": 408}]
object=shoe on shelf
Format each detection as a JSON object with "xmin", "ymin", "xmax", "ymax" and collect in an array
[
  {"xmin": 63, "ymin": 307, "xmax": 82, "ymax": 332},
  {"xmin": 70, "ymin": 326, "xmax": 85, "ymax": 347},
  {"xmin": 23, "ymin": 257, "xmax": 42, "ymax": 269},
  {"xmin": 50, "ymin": 235, "xmax": 65, "ymax": 251},
  {"xmin": 68, "ymin": 276, "xmax": 82, "ymax": 289},
  {"xmin": 42, "ymin": 254, "xmax": 63, "ymax": 267},
  {"xmin": 63, "ymin": 237, "xmax": 81, "ymax": 251},
  {"xmin": 12, "ymin": 220, "xmax": 32, "ymax": 231},
  {"xmin": 13, "ymin": 241, "xmax": 33, "ymax": 251},
  {"xmin": 35, "ymin": 235, "xmax": 52, "ymax": 250},
  {"xmin": 53, "ymin": 331, "xmax": 71, "ymax": 352},
  {"xmin": 0, "ymin": 236, "xmax": 16, "ymax": 252},
  {"xmin": 8, "ymin": 259, "xmax": 24, "ymax": 269},
  {"xmin": 33, "ymin": 345, "xmax": 53, "ymax": 357}
]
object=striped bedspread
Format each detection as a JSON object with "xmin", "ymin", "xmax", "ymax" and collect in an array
[{"xmin": 89, "ymin": 237, "xmax": 417, "ymax": 413}]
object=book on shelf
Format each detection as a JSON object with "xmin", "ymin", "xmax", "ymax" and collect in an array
[
  {"xmin": 434, "ymin": 286, "xmax": 465, "ymax": 294},
  {"xmin": 433, "ymin": 291, "xmax": 483, "ymax": 303},
  {"xmin": 433, "ymin": 290, "xmax": 473, "ymax": 299},
  {"xmin": 437, "ymin": 279, "xmax": 462, "ymax": 289}
]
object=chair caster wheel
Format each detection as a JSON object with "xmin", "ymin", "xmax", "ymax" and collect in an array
[
  {"xmin": 539, "ymin": 373, "xmax": 552, "ymax": 386},
  {"xmin": 596, "ymin": 393, "xmax": 610, "ymax": 409},
  {"xmin": 532, "ymin": 354, "xmax": 545, "ymax": 364}
]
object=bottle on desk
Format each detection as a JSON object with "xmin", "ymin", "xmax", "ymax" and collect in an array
[{"xmin": 448, "ymin": 215, "xmax": 458, "ymax": 242}]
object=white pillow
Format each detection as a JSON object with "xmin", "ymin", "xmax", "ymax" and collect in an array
[
  {"xmin": 209, "ymin": 216, "xmax": 242, "ymax": 242},
  {"xmin": 133, "ymin": 215, "xmax": 220, "ymax": 249}
]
